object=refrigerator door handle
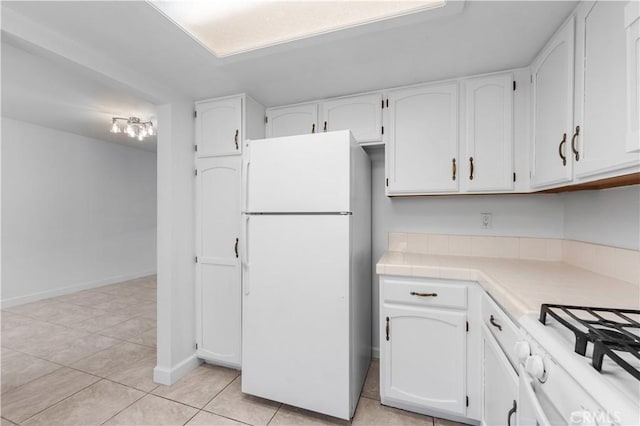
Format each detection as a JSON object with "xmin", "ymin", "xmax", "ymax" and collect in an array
[
  {"xmin": 242, "ymin": 215, "xmax": 250, "ymax": 295},
  {"xmin": 243, "ymin": 160, "xmax": 251, "ymax": 212}
]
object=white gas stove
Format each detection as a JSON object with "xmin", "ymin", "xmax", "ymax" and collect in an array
[{"xmin": 516, "ymin": 305, "xmax": 640, "ymax": 426}]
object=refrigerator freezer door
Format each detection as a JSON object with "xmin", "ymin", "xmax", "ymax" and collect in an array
[
  {"xmin": 242, "ymin": 214, "xmax": 351, "ymax": 419},
  {"xmin": 245, "ymin": 131, "xmax": 352, "ymax": 213}
]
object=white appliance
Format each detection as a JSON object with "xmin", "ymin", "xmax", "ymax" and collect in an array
[
  {"xmin": 516, "ymin": 307, "xmax": 640, "ymax": 426},
  {"xmin": 240, "ymin": 130, "xmax": 371, "ymax": 420}
]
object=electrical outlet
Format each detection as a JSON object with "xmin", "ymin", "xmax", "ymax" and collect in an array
[{"xmin": 481, "ymin": 213, "xmax": 492, "ymax": 229}]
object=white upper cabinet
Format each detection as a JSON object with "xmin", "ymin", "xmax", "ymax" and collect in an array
[
  {"xmin": 530, "ymin": 17, "xmax": 575, "ymax": 189},
  {"xmin": 195, "ymin": 95, "xmax": 265, "ymax": 158},
  {"xmin": 463, "ymin": 73, "xmax": 514, "ymax": 192},
  {"xmin": 266, "ymin": 103, "xmax": 318, "ymax": 138},
  {"xmin": 573, "ymin": 1, "xmax": 640, "ymax": 180},
  {"xmin": 196, "ymin": 96, "xmax": 243, "ymax": 157},
  {"xmin": 625, "ymin": 1, "xmax": 640, "ymax": 154},
  {"xmin": 386, "ymin": 83, "xmax": 459, "ymax": 195},
  {"xmin": 320, "ymin": 93, "xmax": 383, "ymax": 144}
]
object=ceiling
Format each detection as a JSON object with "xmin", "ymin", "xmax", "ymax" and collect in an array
[
  {"xmin": 1, "ymin": 1, "xmax": 578, "ymax": 151},
  {"xmin": 1, "ymin": 37, "xmax": 158, "ymax": 151}
]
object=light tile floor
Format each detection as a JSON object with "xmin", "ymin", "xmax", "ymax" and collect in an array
[{"xmin": 1, "ymin": 276, "xmax": 466, "ymax": 426}]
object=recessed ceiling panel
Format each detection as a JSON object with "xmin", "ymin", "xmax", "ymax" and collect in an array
[{"xmin": 150, "ymin": 0, "xmax": 446, "ymax": 57}]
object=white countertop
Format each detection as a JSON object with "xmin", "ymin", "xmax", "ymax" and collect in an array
[{"xmin": 376, "ymin": 251, "xmax": 640, "ymax": 321}]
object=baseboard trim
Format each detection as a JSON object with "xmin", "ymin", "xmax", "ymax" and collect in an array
[
  {"xmin": 371, "ymin": 346, "xmax": 380, "ymax": 359},
  {"xmin": 153, "ymin": 354, "xmax": 201, "ymax": 386},
  {"xmin": 1, "ymin": 269, "xmax": 157, "ymax": 308}
]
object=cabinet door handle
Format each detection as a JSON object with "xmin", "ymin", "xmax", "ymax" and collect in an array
[
  {"xmin": 323, "ymin": 121, "xmax": 327, "ymax": 132},
  {"xmin": 410, "ymin": 291, "xmax": 438, "ymax": 297},
  {"xmin": 558, "ymin": 133, "xmax": 567, "ymax": 166},
  {"xmin": 490, "ymin": 315, "xmax": 503, "ymax": 331},
  {"xmin": 234, "ymin": 238, "xmax": 239, "ymax": 258},
  {"xmin": 234, "ymin": 129, "xmax": 239, "ymax": 150},
  {"xmin": 507, "ymin": 400, "xmax": 517, "ymax": 426},
  {"xmin": 452, "ymin": 158, "xmax": 457, "ymax": 180},
  {"xmin": 571, "ymin": 125, "xmax": 580, "ymax": 161},
  {"xmin": 385, "ymin": 316, "xmax": 390, "ymax": 341},
  {"xmin": 469, "ymin": 157, "xmax": 474, "ymax": 180},
  {"xmin": 311, "ymin": 123, "xmax": 316, "ymax": 134}
]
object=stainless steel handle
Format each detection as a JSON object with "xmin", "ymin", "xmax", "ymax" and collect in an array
[
  {"xmin": 469, "ymin": 157, "xmax": 474, "ymax": 180},
  {"xmin": 452, "ymin": 158, "xmax": 457, "ymax": 180},
  {"xmin": 559, "ymin": 133, "xmax": 567, "ymax": 166},
  {"xmin": 507, "ymin": 400, "xmax": 517, "ymax": 426},
  {"xmin": 234, "ymin": 129, "xmax": 239, "ymax": 150},
  {"xmin": 571, "ymin": 125, "xmax": 580, "ymax": 161},
  {"xmin": 410, "ymin": 292, "xmax": 438, "ymax": 297},
  {"xmin": 490, "ymin": 315, "xmax": 503, "ymax": 331},
  {"xmin": 234, "ymin": 238, "xmax": 239, "ymax": 258}
]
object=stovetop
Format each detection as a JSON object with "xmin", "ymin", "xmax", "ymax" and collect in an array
[{"xmin": 539, "ymin": 304, "xmax": 640, "ymax": 380}]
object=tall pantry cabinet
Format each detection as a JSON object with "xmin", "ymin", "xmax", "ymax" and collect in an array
[{"xmin": 195, "ymin": 94, "xmax": 265, "ymax": 368}]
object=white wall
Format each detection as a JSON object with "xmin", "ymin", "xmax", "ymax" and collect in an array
[
  {"xmin": 368, "ymin": 147, "xmax": 566, "ymax": 354},
  {"xmin": 563, "ymin": 185, "xmax": 640, "ymax": 250},
  {"xmin": 154, "ymin": 101, "xmax": 198, "ymax": 386},
  {"xmin": 1, "ymin": 117, "xmax": 157, "ymax": 306}
]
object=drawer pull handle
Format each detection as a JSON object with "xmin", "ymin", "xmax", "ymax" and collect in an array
[
  {"xmin": 410, "ymin": 292, "xmax": 438, "ymax": 297},
  {"xmin": 490, "ymin": 315, "xmax": 503, "ymax": 331}
]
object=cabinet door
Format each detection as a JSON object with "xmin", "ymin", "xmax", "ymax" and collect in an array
[
  {"xmin": 266, "ymin": 104, "xmax": 318, "ymax": 138},
  {"xmin": 482, "ymin": 326, "xmax": 518, "ymax": 426},
  {"xmin": 386, "ymin": 83, "xmax": 459, "ymax": 195},
  {"xmin": 195, "ymin": 157, "xmax": 242, "ymax": 367},
  {"xmin": 530, "ymin": 17, "xmax": 575, "ymax": 188},
  {"xmin": 196, "ymin": 97, "xmax": 242, "ymax": 157},
  {"xmin": 381, "ymin": 305, "xmax": 467, "ymax": 415},
  {"xmin": 573, "ymin": 1, "xmax": 640, "ymax": 180},
  {"xmin": 625, "ymin": 1, "xmax": 640, "ymax": 153},
  {"xmin": 321, "ymin": 93, "xmax": 382, "ymax": 144},
  {"xmin": 464, "ymin": 73, "xmax": 514, "ymax": 192}
]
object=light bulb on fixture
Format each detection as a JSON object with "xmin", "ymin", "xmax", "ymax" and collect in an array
[
  {"xmin": 110, "ymin": 116, "xmax": 155, "ymax": 140},
  {"xmin": 110, "ymin": 119, "xmax": 120, "ymax": 133}
]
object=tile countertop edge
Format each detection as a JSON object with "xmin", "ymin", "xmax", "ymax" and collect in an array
[{"xmin": 376, "ymin": 251, "xmax": 640, "ymax": 323}]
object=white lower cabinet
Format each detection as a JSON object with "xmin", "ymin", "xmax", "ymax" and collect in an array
[
  {"xmin": 380, "ymin": 276, "xmax": 475, "ymax": 420},
  {"xmin": 482, "ymin": 325, "xmax": 518, "ymax": 426},
  {"xmin": 382, "ymin": 305, "xmax": 467, "ymax": 414},
  {"xmin": 195, "ymin": 156, "xmax": 242, "ymax": 368},
  {"xmin": 380, "ymin": 276, "xmax": 523, "ymax": 425}
]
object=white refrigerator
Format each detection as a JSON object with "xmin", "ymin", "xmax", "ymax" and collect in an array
[{"xmin": 241, "ymin": 130, "xmax": 371, "ymax": 420}]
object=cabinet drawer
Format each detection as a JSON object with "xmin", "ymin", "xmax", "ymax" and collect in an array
[
  {"xmin": 382, "ymin": 277, "xmax": 467, "ymax": 309},
  {"xmin": 482, "ymin": 294, "xmax": 518, "ymax": 368}
]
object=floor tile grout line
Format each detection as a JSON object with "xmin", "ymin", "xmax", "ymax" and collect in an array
[
  {"xmin": 195, "ymin": 371, "xmax": 242, "ymax": 412},
  {"xmin": 98, "ymin": 380, "xmax": 149, "ymax": 426},
  {"xmin": 265, "ymin": 402, "xmax": 284, "ymax": 426},
  {"xmin": 182, "ymin": 408, "xmax": 202, "ymax": 426},
  {"xmin": 1, "ymin": 305, "xmax": 151, "ymax": 337},
  {"xmin": 149, "ymin": 393, "xmax": 210, "ymax": 411},
  {"xmin": 14, "ymin": 373, "xmax": 104, "ymax": 424}
]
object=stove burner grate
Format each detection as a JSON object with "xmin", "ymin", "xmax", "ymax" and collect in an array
[{"xmin": 539, "ymin": 304, "xmax": 640, "ymax": 380}]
